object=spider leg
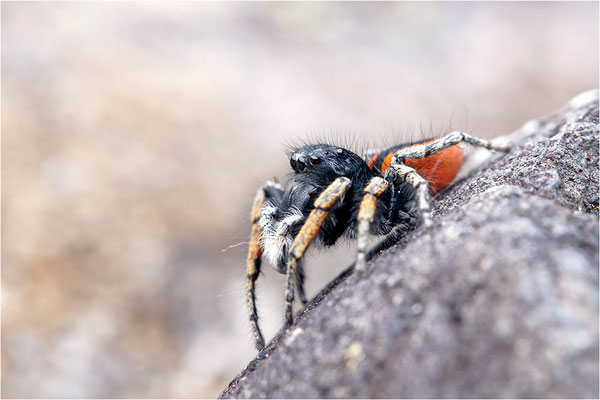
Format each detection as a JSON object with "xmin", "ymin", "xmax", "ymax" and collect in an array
[
  {"xmin": 360, "ymin": 162, "xmax": 431, "ymax": 264},
  {"xmin": 296, "ymin": 262, "xmax": 308, "ymax": 305},
  {"xmin": 246, "ymin": 181, "xmax": 283, "ymax": 350},
  {"xmin": 391, "ymin": 131, "xmax": 511, "ymax": 162},
  {"xmin": 386, "ymin": 162, "xmax": 433, "ymax": 228},
  {"xmin": 285, "ymin": 177, "xmax": 351, "ymax": 326},
  {"xmin": 355, "ymin": 176, "xmax": 389, "ymax": 272}
]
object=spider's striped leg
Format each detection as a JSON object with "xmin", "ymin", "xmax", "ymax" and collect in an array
[
  {"xmin": 296, "ymin": 263, "xmax": 308, "ymax": 305},
  {"xmin": 386, "ymin": 162, "xmax": 433, "ymax": 229},
  {"xmin": 285, "ymin": 177, "xmax": 351, "ymax": 326},
  {"xmin": 355, "ymin": 177, "xmax": 389, "ymax": 272},
  {"xmin": 246, "ymin": 181, "xmax": 283, "ymax": 350},
  {"xmin": 391, "ymin": 131, "xmax": 511, "ymax": 162},
  {"xmin": 362, "ymin": 163, "xmax": 432, "ymax": 263}
]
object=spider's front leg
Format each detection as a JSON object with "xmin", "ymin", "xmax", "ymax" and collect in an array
[
  {"xmin": 246, "ymin": 181, "xmax": 283, "ymax": 350},
  {"xmin": 285, "ymin": 177, "xmax": 351, "ymax": 327}
]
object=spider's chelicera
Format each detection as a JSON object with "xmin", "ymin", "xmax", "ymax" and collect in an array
[{"xmin": 246, "ymin": 132, "xmax": 510, "ymax": 350}]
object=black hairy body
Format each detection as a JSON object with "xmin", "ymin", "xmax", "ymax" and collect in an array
[{"xmin": 267, "ymin": 143, "xmax": 417, "ymax": 272}]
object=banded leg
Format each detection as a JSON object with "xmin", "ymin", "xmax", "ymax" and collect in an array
[
  {"xmin": 386, "ymin": 163, "xmax": 433, "ymax": 228},
  {"xmin": 391, "ymin": 131, "xmax": 511, "ymax": 163},
  {"xmin": 296, "ymin": 264, "xmax": 308, "ymax": 305},
  {"xmin": 285, "ymin": 177, "xmax": 351, "ymax": 326},
  {"xmin": 246, "ymin": 182, "xmax": 283, "ymax": 350},
  {"xmin": 355, "ymin": 177, "xmax": 389, "ymax": 272}
]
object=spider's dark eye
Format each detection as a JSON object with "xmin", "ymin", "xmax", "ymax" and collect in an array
[
  {"xmin": 310, "ymin": 155, "xmax": 321, "ymax": 165},
  {"xmin": 295, "ymin": 157, "xmax": 306, "ymax": 172}
]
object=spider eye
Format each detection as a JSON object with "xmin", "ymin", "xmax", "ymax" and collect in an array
[
  {"xmin": 310, "ymin": 156, "xmax": 321, "ymax": 165},
  {"xmin": 292, "ymin": 156, "xmax": 306, "ymax": 172},
  {"xmin": 336, "ymin": 148, "xmax": 344, "ymax": 155},
  {"xmin": 296, "ymin": 160, "xmax": 306, "ymax": 172}
]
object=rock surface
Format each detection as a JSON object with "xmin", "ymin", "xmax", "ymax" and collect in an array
[{"xmin": 220, "ymin": 92, "xmax": 599, "ymax": 399}]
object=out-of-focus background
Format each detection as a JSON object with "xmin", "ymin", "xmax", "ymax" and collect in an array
[{"xmin": 2, "ymin": 2, "xmax": 598, "ymax": 398}]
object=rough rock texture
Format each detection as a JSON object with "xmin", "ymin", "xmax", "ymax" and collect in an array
[{"xmin": 220, "ymin": 92, "xmax": 599, "ymax": 399}]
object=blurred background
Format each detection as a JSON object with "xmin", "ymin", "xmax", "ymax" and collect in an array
[{"xmin": 2, "ymin": 2, "xmax": 598, "ymax": 398}]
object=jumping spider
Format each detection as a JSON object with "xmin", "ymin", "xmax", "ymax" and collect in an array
[{"xmin": 246, "ymin": 131, "xmax": 510, "ymax": 350}]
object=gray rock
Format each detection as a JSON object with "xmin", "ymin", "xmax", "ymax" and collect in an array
[{"xmin": 220, "ymin": 92, "xmax": 599, "ymax": 399}]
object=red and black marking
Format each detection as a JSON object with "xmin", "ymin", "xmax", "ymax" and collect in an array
[{"xmin": 367, "ymin": 138, "xmax": 464, "ymax": 195}]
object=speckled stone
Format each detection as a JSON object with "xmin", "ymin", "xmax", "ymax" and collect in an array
[{"xmin": 220, "ymin": 93, "xmax": 599, "ymax": 399}]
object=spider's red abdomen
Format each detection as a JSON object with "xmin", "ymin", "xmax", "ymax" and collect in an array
[{"xmin": 369, "ymin": 139, "xmax": 465, "ymax": 195}]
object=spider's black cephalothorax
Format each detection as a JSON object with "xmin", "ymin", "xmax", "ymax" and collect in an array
[
  {"xmin": 275, "ymin": 144, "xmax": 416, "ymax": 255},
  {"xmin": 246, "ymin": 132, "xmax": 511, "ymax": 350}
]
